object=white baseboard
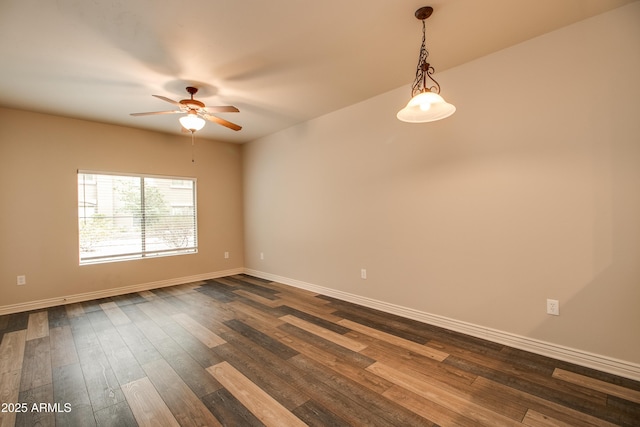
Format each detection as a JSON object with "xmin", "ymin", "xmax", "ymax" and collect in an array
[
  {"xmin": 0, "ymin": 268, "xmax": 244, "ymax": 316},
  {"xmin": 244, "ymin": 268, "xmax": 640, "ymax": 382}
]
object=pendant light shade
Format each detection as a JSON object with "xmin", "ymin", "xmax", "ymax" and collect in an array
[
  {"xmin": 397, "ymin": 6, "xmax": 455, "ymax": 123},
  {"xmin": 397, "ymin": 91, "xmax": 456, "ymax": 123},
  {"xmin": 179, "ymin": 112, "xmax": 205, "ymax": 132}
]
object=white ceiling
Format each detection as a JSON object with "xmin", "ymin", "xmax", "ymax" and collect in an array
[{"xmin": 0, "ymin": 0, "xmax": 635, "ymax": 143}]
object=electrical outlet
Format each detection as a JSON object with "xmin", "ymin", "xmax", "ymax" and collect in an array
[
  {"xmin": 361, "ymin": 269, "xmax": 367, "ymax": 279},
  {"xmin": 547, "ymin": 299, "xmax": 559, "ymax": 315},
  {"xmin": 260, "ymin": 252, "xmax": 264, "ymax": 260},
  {"xmin": 17, "ymin": 275, "xmax": 26, "ymax": 286},
  {"xmin": 224, "ymin": 251, "xmax": 229, "ymax": 259}
]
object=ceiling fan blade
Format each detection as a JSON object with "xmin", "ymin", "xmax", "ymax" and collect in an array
[
  {"xmin": 202, "ymin": 106, "xmax": 240, "ymax": 113},
  {"xmin": 130, "ymin": 110, "xmax": 182, "ymax": 116},
  {"xmin": 152, "ymin": 94, "xmax": 181, "ymax": 106},
  {"xmin": 203, "ymin": 114, "xmax": 242, "ymax": 131}
]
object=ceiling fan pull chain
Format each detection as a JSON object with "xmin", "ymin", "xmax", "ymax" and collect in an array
[{"xmin": 191, "ymin": 131, "xmax": 196, "ymax": 163}]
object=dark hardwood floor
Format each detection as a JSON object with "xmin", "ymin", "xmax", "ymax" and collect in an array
[{"xmin": 1, "ymin": 274, "xmax": 639, "ymax": 426}]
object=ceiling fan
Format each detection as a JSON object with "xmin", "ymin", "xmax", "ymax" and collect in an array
[{"xmin": 130, "ymin": 86, "xmax": 241, "ymax": 132}]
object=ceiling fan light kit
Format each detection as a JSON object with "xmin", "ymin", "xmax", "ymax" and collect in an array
[
  {"xmin": 397, "ymin": 6, "xmax": 455, "ymax": 123},
  {"xmin": 179, "ymin": 112, "xmax": 206, "ymax": 132}
]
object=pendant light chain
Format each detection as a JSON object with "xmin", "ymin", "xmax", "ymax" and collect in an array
[{"xmin": 411, "ymin": 19, "xmax": 441, "ymax": 97}]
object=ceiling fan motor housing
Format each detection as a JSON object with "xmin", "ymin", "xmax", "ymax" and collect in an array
[
  {"xmin": 180, "ymin": 99, "xmax": 205, "ymax": 109},
  {"xmin": 181, "ymin": 86, "xmax": 205, "ymax": 109}
]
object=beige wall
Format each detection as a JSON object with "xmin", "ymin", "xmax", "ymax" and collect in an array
[
  {"xmin": 0, "ymin": 109, "xmax": 244, "ymax": 307},
  {"xmin": 243, "ymin": 4, "xmax": 640, "ymax": 364}
]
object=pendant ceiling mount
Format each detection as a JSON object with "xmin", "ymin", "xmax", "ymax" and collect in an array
[{"xmin": 414, "ymin": 6, "xmax": 433, "ymax": 20}]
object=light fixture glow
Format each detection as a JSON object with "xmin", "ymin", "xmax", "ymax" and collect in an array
[
  {"xmin": 397, "ymin": 6, "xmax": 455, "ymax": 123},
  {"xmin": 397, "ymin": 90, "xmax": 456, "ymax": 123},
  {"xmin": 179, "ymin": 112, "xmax": 205, "ymax": 132}
]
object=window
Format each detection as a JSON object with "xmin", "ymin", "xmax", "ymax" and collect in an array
[{"xmin": 78, "ymin": 171, "xmax": 197, "ymax": 264}]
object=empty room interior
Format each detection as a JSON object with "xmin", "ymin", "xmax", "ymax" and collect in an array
[{"xmin": 1, "ymin": 0, "xmax": 639, "ymax": 426}]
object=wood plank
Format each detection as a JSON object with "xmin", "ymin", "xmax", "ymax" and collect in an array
[
  {"xmin": 65, "ymin": 303, "xmax": 86, "ymax": 318},
  {"xmin": 47, "ymin": 305, "xmax": 70, "ymax": 328},
  {"xmin": 93, "ymin": 400, "xmax": 138, "ymax": 427},
  {"xmin": 216, "ymin": 326, "xmax": 319, "ymax": 401},
  {"xmin": 339, "ymin": 318, "xmax": 449, "ymax": 361},
  {"xmin": 233, "ymin": 289, "xmax": 282, "ymax": 307},
  {"xmin": 359, "ymin": 338, "xmax": 478, "ymax": 390},
  {"xmin": 272, "ymin": 357, "xmax": 398, "ymax": 426},
  {"xmin": 289, "ymin": 353, "xmax": 433, "ymax": 427},
  {"xmin": 96, "ymin": 327, "xmax": 146, "ymax": 386},
  {"xmin": 444, "ymin": 354, "xmax": 609, "ymax": 414},
  {"xmin": 472, "ymin": 376, "xmax": 619, "ymax": 427},
  {"xmin": 137, "ymin": 290, "xmax": 159, "ymax": 301},
  {"xmin": 166, "ymin": 294, "xmax": 232, "ymax": 336},
  {"xmin": 213, "ymin": 342, "xmax": 308, "ymax": 410},
  {"xmin": 78, "ymin": 344, "xmax": 127, "ymax": 412},
  {"xmin": 224, "ymin": 319, "xmax": 298, "ymax": 360},
  {"xmin": 207, "ymin": 361, "xmax": 307, "ymax": 427},
  {"xmin": 16, "ymin": 383, "xmax": 55, "ymax": 427},
  {"xmin": 160, "ymin": 322, "xmax": 225, "ymax": 371},
  {"xmin": 383, "ymin": 384, "xmax": 476, "ymax": 427},
  {"xmin": 154, "ymin": 339, "xmax": 223, "ymax": 398},
  {"xmin": 175, "ymin": 291, "xmax": 238, "ymax": 324},
  {"xmin": 553, "ymin": 368, "xmax": 640, "ymax": 404},
  {"xmin": 0, "ymin": 371, "xmax": 22, "ymax": 427},
  {"xmin": 136, "ymin": 301, "xmax": 176, "ymax": 327},
  {"xmin": 100, "ymin": 301, "xmax": 131, "ymax": 326},
  {"xmin": 279, "ymin": 314, "xmax": 367, "ymax": 352},
  {"xmin": 122, "ymin": 376, "xmax": 180, "ymax": 427},
  {"xmin": 197, "ymin": 281, "xmax": 239, "ymax": 303},
  {"xmin": 367, "ymin": 361, "xmax": 523, "ymax": 426},
  {"xmin": 50, "ymin": 325, "xmax": 79, "ymax": 368},
  {"xmin": 52, "ymin": 363, "xmax": 96, "ymax": 426},
  {"xmin": 291, "ymin": 399, "xmax": 351, "ymax": 427},
  {"xmin": 260, "ymin": 280, "xmax": 323, "ymax": 300},
  {"xmin": 116, "ymin": 323, "xmax": 162, "ymax": 365},
  {"xmin": 0, "ymin": 330, "xmax": 27, "ymax": 374},
  {"xmin": 201, "ymin": 388, "xmax": 264, "ymax": 427},
  {"xmin": 278, "ymin": 322, "xmax": 375, "ymax": 370},
  {"xmin": 228, "ymin": 300, "xmax": 286, "ymax": 328},
  {"xmin": 217, "ymin": 277, "xmax": 281, "ymax": 300},
  {"xmin": 161, "ymin": 282, "xmax": 202, "ymax": 297},
  {"xmin": 19, "ymin": 336, "xmax": 52, "ymax": 392},
  {"xmin": 138, "ymin": 321, "xmax": 223, "ymax": 398},
  {"xmin": 171, "ymin": 313, "xmax": 226, "ymax": 348},
  {"xmin": 68, "ymin": 315, "xmax": 99, "ymax": 351},
  {"xmin": 522, "ymin": 409, "xmax": 575, "ymax": 427},
  {"xmin": 0, "ymin": 315, "xmax": 9, "ymax": 331},
  {"xmin": 143, "ymin": 358, "xmax": 222, "ymax": 427},
  {"xmin": 3, "ymin": 313, "xmax": 29, "ymax": 334},
  {"xmin": 26, "ymin": 311, "xmax": 49, "ymax": 341},
  {"xmin": 274, "ymin": 326, "xmax": 393, "ymax": 395},
  {"xmin": 278, "ymin": 294, "xmax": 339, "ymax": 317},
  {"xmin": 280, "ymin": 306, "xmax": 349, "ymax": 334},
  {"xmin": 111, "ymin": 292, "xmax": 148, "ymax": 307},
  {"xmin": 331, "ymin": 309, "xmax": 433, "ymax": 345}
]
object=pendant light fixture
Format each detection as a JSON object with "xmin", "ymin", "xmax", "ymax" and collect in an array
[{"xmin": 397, "ymin": 6, "xmax": 455, "ymax": 123}]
